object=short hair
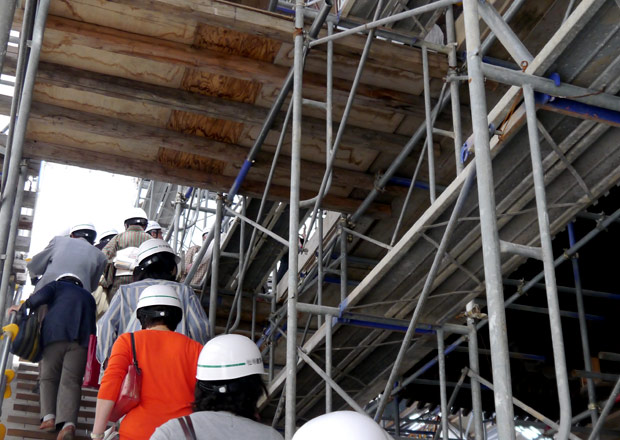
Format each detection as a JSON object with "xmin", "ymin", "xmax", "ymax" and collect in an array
[
  {"xmin": 125, "ymin": 218, "xmax": 148, "ymax": 229},
  {"xmin": 136, "ymin": 304, "xmax": 182, "ymax": 331},
  {"xmin": 193, "ymin": 374, "xmax": 265, "ymax": 420},
  {"xmin": 132, "ymin": 253, "xmax": 178, "ymax": 282}
]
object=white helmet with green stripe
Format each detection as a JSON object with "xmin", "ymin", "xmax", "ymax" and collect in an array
[
  {"xmin": 196, "ymin": 334, "xmax": 264, "ymax": 381},
  {"xmin": 136, "ymin": 284, "xmax": 182, "ymax": 313}
]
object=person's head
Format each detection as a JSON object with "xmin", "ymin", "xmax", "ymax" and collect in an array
[
  {"xmin": 124, "ymin": 207, "xmax": 148, "ymax": 230},
  {"xmin": 132, "ymin": 239, "xmax": 180, "ymax": 281},
  {"xmin": 292, "ymin": 411, "xmax": 391, "ymax": 440},
  {"xmin": 135, "ymin": 284, "xmax": 182, "ymax": 331},
  {"xmin": 96, "ymin": 228, "xmax": 118, "ymax": 249},
  {"xmin": 69, "ymin": 222, "xmax": 97, "ymax": 245},
  {"xmin": 194, "ymin": 334, "xmax": 265, "ymax": 420},
  {"xmin": 145, "ymin": 220, "xmax": 163, "ymax": 239}
]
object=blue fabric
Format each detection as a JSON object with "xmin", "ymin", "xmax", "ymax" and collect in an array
[
  {"xmin": 96, "ymin": 279, "xmax": 210, "ymax": 364},
  {"xmin": 25, "ymin": 280, "xmax": 96, "ymax": 348}
]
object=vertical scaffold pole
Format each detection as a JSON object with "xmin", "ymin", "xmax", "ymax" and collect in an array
[
  {"xmin": 209, "ymin": 195, "xmax": 223, "ymax": 338},
  {"xmin": 462, "ymin": 0, "xmax": 516, "ymax": 438},
  {"xmin": 285, "ymin": 0, "xmax": 304, "ymax": 436},
  {"xmin": 0, "ymin": 0, "xmax": 17, "ymax": 76},
  {"xmin": 0, "ymin": 0, "xmax": 51, "ymax": 284},
  {"xmin": 0, "ymin": 162, "xmax": 28, "ymax": 320},
  {"xmin": 172, "ymin": 187, "xmax": 183, "ymax": 253},
  {"xmin": 269, "ymin": 268, "xmax": 277, "ymax": 383},
  {"xmin": 568, "ymin": 222, "xmax": 598, "ymax": 433},
  {"xmin": 317, "ymin": 209, "xmax": 324, "ymax": 328},
  {"xmin": 437, "ymin": 328, "xmax": 449, "ymax": 440},
  {"xmin": 445, "ymin": 4, "xmax": 463, "ymax": 175},
  {"xmin": 325, "ymin": 314, "xmax": 333, "ymax": 413},
  {"xmin": 467, "ymin": 302, "xmax": 484, "ymax": 440},
  {"xmin": 339, "ymin": 217, "xmax": 348, "ymax": 302},
  {"xmin": 522, "ymin": 84, "xmax": 571, "ymax": 439},
  {"xmin": 422, "ymin": 45, "xmax": 436, "ymax": 203}
]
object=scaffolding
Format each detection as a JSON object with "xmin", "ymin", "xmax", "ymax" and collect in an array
[{"xmin": 1, "ymin": 0, "xmax": 620, "ymax": 439}]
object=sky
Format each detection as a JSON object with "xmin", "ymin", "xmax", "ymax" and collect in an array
[{"xmin": 28, "ymin": 162, "xmax": 139, "ymax": 256}]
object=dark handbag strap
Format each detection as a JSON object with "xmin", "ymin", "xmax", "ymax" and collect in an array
[
  {"xmin": 129, "ymin": 333, "xmax": 141, "ymax": 373},
  {"xmin": 177, "ymin": 416, "xmax": 197, "ymax": 440}
]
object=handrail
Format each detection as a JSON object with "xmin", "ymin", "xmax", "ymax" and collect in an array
[{"xmin": 0, "ymin": 285, "xmax": 22, "ymax": 417}]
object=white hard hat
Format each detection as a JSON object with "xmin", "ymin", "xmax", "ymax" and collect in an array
[
  {"xmin": 292, "ymin": 411, "xmax": 391, "ymax": 440},
  {"xmin": 196, "ymin": 334, "xmax": 264, "ymax": 381},
  {"xmin": 99, "ymin": 229, "xmax": 118, "ymax": 239},
  {"xmin": 70, "ymin": 222, "xmax": 96, "ymax": 234},
  {"xmin": 70, "ymin": 222, "xmax": 97, "ymax": 244},
  {"xmin": 124, "ymin": 207, "xmax": 148, "ymax": 223},
  {"xmin": 145, "ymin": 220, "xmax": 162, "ymax": 233},
  {"xmin": 55, "ymin": 273, "xmax": 83, "ymax": 284},
  {"xmin": 135, "ymin": 239, "xmax": 180, "ymax": 265},
  {"xmin": 136, "ymin": 284, "xmax": 182, "ymax": 313}
]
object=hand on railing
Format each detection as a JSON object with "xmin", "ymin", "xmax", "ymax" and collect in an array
[{"xmin": 6, "ymin": 305, "xmax": 21, "ymax": 315}]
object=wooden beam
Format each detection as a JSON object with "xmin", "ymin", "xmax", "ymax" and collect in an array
[
  {"xmin": 5, "ymin": 57, "xmax": 418, "ymax": 157},
  {"xmin": 0, "ymin": 96, "xmax": 376, "ymax": 193},
  {"xmin": 34, "ymin": 14, "xmax": 440, "ymax": 111},
  {"xmin": 86, "ymin": 0, "xmax": 448, "ymax": 75},
  {"xmin": 15, "ymin": 139, "xmax": 391, "ymax": 218}
]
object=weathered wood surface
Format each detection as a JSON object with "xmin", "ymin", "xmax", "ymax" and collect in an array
[
  {"xmin": 16, "ymin": 139, "xmax": 392, "ymax": 218},
  {"xmin": 0, "ymin": 96, "xmax": 379, "ymax": 196},
  {"xmin": 4, "ymin": 58, "xmax": 420, "ymax": 159}
]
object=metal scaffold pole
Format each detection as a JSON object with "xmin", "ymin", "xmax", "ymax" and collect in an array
[
  {"xmin": 0, "ymin": 162, "xmax": 28, "ymax": 319},
  {"xmin": 209, "ymin": 195, "xmax": 223, "ymax": 338},
  {"xmin": 0, "ymin": 0, "xmax": 51, "ymax": 284},
  {"xmin": 445, "ymin": 4, "xmax": 463, "ymax": 176},
  {"xmin": 374, "ymin": 164, "xmax": 477, "ymax": 422},
  {"xmin": 436, "ymin": 328, "xmax": 449, "ymax": 440},
  {"xmin": 466, "ymin": 302, "xmax": 484, "ymax": 440},
  {"xmin": 461, "ymin": 0, "xmax": 516, "ymax": 438},
  {"xmin": 567, "ymin": 222, "xmax": 598, "ymax": 432},
  {"xmin": 0, "ymin": 0, "xmax": 17, "ymax": 76},
  {"xmin": 522, "ymin": 83, "xmax": 572, "ymax": 438},
  {"xmin": 422, "ymin": 45, "xmax": 436, "ymax": 204},
  {"xmin": 285, "ymin": 0, "xmax": 304, "ymax": 436}
]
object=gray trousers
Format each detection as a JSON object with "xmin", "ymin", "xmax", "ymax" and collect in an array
[{"xmin": 39, "ymin": 341, "xmax": 87, "ymax": 425}]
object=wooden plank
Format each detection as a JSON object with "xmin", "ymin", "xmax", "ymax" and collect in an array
[
  {"xmin": 48, "ymin": 0, "xmax": 198, "ymax": 44},
  {"xmin": 11, "ymin": 58, "xmax": 414, "ymax": 158},
  {"xmin": 193, "ymin": 22, "xmax": 281, "ymax": 63},
  {"xmin": 33, "ymin": 82, "xmax": 172, "ymax": 128},
  {"xmin": 15, "ymin": 393, "xmax": 95, "ymax": 408},
  {"xmin": 7, "ymin": 416, "xmax": 92, "ymax": 432},
  {"xmin": 20, "ymin": 140, "xmax": 392, "ymax": 219},
  {"xmin": 14, "ymin": 382, "xmax": 98, "ymax": 398},
  {"xmin": 6, "ymin": 429, "xmax": 90, "ymax": 440},
  {"xmin": 101, "ymin": 0, "xmax": 448, "ymax": 76},
  {"xmin": 0, "ymin": 98, "xmax": 375, "ymax": 194},
  {"xmin": 13, "ymin": 404, "xmax": 94, "ymax": 419},
  {"xmin": 33, "ymin": 14, "xmax": 437, "ymax": 106}
]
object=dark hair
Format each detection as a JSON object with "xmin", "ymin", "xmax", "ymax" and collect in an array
[
  {"xmin": 136, "ymin": 305, "xmax": 182, "ymax": 331},
  {"xmin": 125, "ymin": 218, "xmax": 148, "ymax": 229},
  {"xmin": 193, "ymin": 374, "xmax": 266, "ymax": 420},
  {"xmin": 132, "ymin": 253, "xmax": 178, "ymax": 282},
  {"xmin": 71, "ymin": 229, "xmax": 97, "ymax": 245}
]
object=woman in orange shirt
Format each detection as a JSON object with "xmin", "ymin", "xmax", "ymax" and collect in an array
[{"xmin": 91, "ymin": 284, "xmax": 203, "ymax": 440}]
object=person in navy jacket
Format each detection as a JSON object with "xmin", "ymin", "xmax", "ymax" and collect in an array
[{"xmin": 10, "ymin": 275, "xmax": 97, "ymax": 440}]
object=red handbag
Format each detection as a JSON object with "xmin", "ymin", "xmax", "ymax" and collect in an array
[
  {"xmin": 82, "ymin": 334, "xmax": 101, "ymax": 389},
  {"xmin": 109, "ymin": 333, "xmax": 142, "ymax": 422}
]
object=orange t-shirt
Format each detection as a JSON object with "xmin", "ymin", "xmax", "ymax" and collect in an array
[{"xmin": 98, "ymin": 330, "xmax": 203, "ymax": 440}]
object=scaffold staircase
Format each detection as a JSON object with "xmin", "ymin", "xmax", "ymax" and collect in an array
[{"xmin": 1, "ymin": 362, "xmax": 95, "ymax": 440}]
